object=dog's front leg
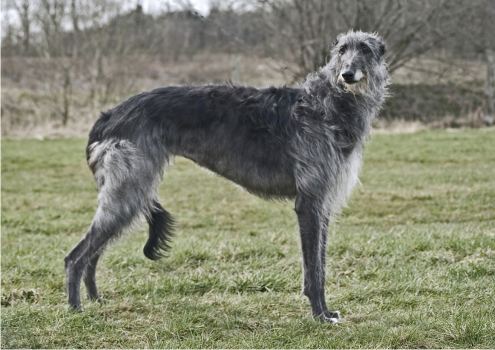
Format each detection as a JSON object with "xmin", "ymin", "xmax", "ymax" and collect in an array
[{"xmin": 295, "ymin": 194, "xmax": 339, "ymax": 323}]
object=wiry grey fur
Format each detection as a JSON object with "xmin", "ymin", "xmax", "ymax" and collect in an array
[{"xmin": 65, "ymin": 31, "xmax": 389, "ymax": 323}]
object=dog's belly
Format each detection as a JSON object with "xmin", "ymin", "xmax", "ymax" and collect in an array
[
  {"xmin": 182, "ymin": 152, "xmax": 297, "ymax": 198},
  {"xmin": 176, "ymin": 138, "xmax": 297, "ymax": 198}
]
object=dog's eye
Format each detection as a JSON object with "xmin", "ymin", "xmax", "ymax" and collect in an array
[
  {"xmin": 360, "ymin": 43, "xmax": 372, "ymax": 54},
  {"xmin": 338, "ymin": 45, "xmax": 347, "ymax": 55}
]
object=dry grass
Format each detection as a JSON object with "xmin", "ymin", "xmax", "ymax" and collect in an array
[
  {"xmin": 2, "ymin": 54, "xmax": 487, "ymax": 137},
  {"xmin": 1, "ymin": 54, "xmax": 292, "ymax": 137}
]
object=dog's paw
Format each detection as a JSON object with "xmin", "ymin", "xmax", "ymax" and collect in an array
[
  {"xmin": 326, "ymin": 310, "xmax": 341, "ymax": 319},
  {"xmin": 68, "ymin": 304, "xmax": 83, "ymax": 312},
  {"xmin": 316, "ymin": 310, "xmax": 341, "ymax": 324},
  {"xmin": 88, "ymin": 295, "xmax": 106, "ymax": 305}
]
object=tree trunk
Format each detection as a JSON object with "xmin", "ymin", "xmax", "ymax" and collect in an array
[
  {"xmin": 62, "ymin": 66, "xmax": 72, "ymax": 126},
  {"xmin": 484, "ymin": 48, "xmax": 495, "ymax": 125},
  {"xmin": 20, "ymin": 1, "xmax": 31, "ymax": 54}
]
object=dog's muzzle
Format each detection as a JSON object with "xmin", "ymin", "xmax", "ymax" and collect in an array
[{"xmin": 340, "ymin": 69, "xmax": 365, "ymax": 85}]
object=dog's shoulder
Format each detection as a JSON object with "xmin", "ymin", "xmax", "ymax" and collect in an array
[{"xmin": 237, "ymin": 86, "xmax": 302, "ymax": 129}]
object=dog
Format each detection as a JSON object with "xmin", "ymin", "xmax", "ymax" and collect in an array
[{"xmin": 65, "ymin": 30, "xmax": 389, "ymax": 323}]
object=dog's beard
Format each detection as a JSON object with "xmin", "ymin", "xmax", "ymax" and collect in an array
[{"xmin": 337, "ymin": 77, "xmax": 369, "ymax": 95}]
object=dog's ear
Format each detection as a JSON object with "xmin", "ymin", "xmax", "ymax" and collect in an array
[
  {"xmin": 378, "ymin": 41, "xmax": 386, "ymax": 57},
  {"xmin": 367, "ymin": 35, "xmax": 386, "ymax": 58},
  {"xmin": 331, "ymin": 33, "xmax": 344, "ymax": 48}
]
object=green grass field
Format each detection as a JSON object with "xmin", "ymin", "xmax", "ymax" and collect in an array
[{"xmin": 2, "ymin": 129, "xmax": 495, "ymax": 348}]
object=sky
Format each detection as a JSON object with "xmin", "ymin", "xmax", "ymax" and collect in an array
[
  {"xmin": 139, "ymin": 0, "xmax": 211, "ymax": 15},
  {"xmin": 1, "ymin": 0, "xmax": 213, "ymax": 37}
]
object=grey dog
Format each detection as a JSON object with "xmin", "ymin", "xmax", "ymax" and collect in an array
[{"xmin": 65, "ymin": 30, "xmax": 389, "ymax": 323}]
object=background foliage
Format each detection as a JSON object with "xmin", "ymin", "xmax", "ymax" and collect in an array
[{"xmin": 1, "ymin": 0, "xmax": 495, "ymax": 136}]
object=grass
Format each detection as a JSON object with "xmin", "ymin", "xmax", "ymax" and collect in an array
[{"xmin": 1, "ymin": 129, "xmax": 495, "ymax": 348}]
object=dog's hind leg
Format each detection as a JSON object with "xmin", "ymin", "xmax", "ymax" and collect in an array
[
  {"xmin": 81, "ymin": 198, "xmax": 174, "ymax": 303},
  {"xmin": 65, "ymin": 230, "xmax": 93, "ymax": 308},
  {"xmin": 65, "ymin": 205, "xmax": 139, "ymax": 309},
  {"xmin": 83, "ymin": 253, "xmax": 101, "ymax": 301},
  {"xmin": 295, "ymin": 194, "xmax": 339, "ymax": 323},
  {"xmin": 65, "ymin": 225, "xmax": 106, "ymax": 309},
  {"xmin": 65, "ymin": 139, "xmax": 161, "ymax": 309}
]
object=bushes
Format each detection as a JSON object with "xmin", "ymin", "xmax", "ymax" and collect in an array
[
  {"xmin": 1, "ymin": 55, "xmax": 486, "ymax": 136},
  {"xmin": 382, "ymin": 83, "xmax": 484, "ymax": 122}
]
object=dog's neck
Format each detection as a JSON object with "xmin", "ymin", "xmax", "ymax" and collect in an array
[{"xmin": 301, "ymin": 65, "xmax": 389, "ymax": 148}]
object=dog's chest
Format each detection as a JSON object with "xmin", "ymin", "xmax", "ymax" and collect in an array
[{"xmin": 335, "ymin": 147, "xmax": 363, "ymax": 208}]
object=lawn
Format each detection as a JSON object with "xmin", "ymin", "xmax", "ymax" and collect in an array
[{"xmin": 1, "ymin": 129, "xmax": 495, "ymax": 348}]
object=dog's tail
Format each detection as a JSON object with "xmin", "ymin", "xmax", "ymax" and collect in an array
[{"xmin": 144, "ymin": 200, "xmax": 175, "ymax": 260}]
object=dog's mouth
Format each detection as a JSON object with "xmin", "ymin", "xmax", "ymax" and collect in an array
[
  {"xmin": 337, "ymin": 69, "xmax": 368, "ymax": 93},
  {"xmin": 339, "ymin": 69, "xmax": 366, "ymax": 85},
  {"xmin": 343, "ymin": 79, "xmax": 360, "ymax": 85},
  {"xmin": 342, "ymin": 80, "xmax": 359, "ymax": 85}
]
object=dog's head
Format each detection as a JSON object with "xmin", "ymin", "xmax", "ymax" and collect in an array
[{"xmin": 329, "ymin": 31, "xmax": 388, "ymax": 95}]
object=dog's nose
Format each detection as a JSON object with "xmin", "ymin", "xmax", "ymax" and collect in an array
[{"xmin": 341, "ymin": 71, "xmax": 355, "ymax": 83}]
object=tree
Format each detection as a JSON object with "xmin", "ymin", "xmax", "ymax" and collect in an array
[
  {"xmin": 469, "ymin": 0, "xmax": 495, "ymax": 125},
  {"xmin": 14, "ymin": 0, "xmax": 33, "ymax": 54},
  {"xmin": 258, "ymin": 0, "xmax": 463, "ymax": 78}
]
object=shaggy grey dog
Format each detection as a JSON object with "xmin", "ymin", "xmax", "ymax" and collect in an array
[{"xmin": 65, "ymin": 30, "xmax": 389, "ymax": 323}]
